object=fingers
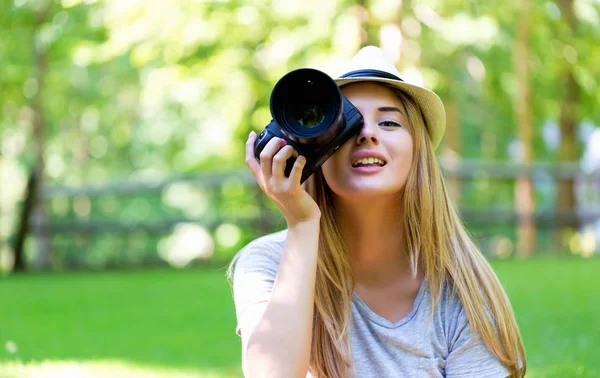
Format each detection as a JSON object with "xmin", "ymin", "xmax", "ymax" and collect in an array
[
  {"xmin": 259, "ymin": 137, "xmax": 287, "ymax": 178},
  {"xmin": 245, "ymin": 132, "xmax": 306, "ymax": 188},
  {"xmin": 288, "ymin": 155, "xmax": 306, "ymax": 184},
  {"xmin": 272, "ymin": 145, "xmax": 298, "ymax": 180},
  {"xmin": 245, "ymin": 131, "xmax": 261, "ymax": 178}
]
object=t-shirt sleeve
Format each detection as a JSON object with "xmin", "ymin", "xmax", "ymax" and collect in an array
[
  {"xmin": 231, "ymin": 236, "xmax": 283, "ymax": 336},
  {"xmin": 445, "ymin": 305, "xmax": 510, "ymax": 378}
]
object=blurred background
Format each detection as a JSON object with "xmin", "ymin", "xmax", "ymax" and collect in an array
[{"xmin": 1, "ymin": 0, "xmax": 599, "ymax": 377}]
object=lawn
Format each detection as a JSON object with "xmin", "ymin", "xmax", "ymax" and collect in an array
[{"xmin": 0, "ymin": 257, "xmax": 598, "ymax": 377}]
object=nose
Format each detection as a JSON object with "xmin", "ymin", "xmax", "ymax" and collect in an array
[{"xmin": 356, "ymin": 119, "xmax": 379, "ymax": 145}]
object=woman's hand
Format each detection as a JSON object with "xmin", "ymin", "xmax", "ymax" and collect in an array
[{"xmin": 245, "ymin": 131, "xmax": 321, "ymax": 227}]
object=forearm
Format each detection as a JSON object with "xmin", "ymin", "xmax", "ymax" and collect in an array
[{"xmin": 245, "ymin": 220, "xmax": 320, "ymax": 378}]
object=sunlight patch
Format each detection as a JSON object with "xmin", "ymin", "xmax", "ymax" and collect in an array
[
  {"xmin": 0, "ymin": 359, "xmax": 236, "ymax": 378},
  {"xmin": 158, "ymin": 223, "xmax": 214, "ymax": 267}
]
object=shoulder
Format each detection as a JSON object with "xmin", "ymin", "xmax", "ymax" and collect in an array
[
  {"xmin": 434, "ymin": 280, "xmax": 510, "ymax": 377},
  {"xmin": 427, "ymin": 279, "xmax": 464, "ymax": 339},
  {"xmin": 436, "ymin": 279, "xmax": 502, "ymax": 342},
  {"xmin": 427, "ymin": 279, "xmax": 481, "ymax": 349},
  {"xmin": 230, "ymin": 229, "xmax": 288, "ymax": 336},
  {"xmin": 233, "ymin": 229, "xmax": 288, "ymax": 272}
]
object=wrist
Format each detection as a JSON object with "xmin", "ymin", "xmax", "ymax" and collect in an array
[{"xmin": 287, "ymin": 216, "xmax": 321, "ymax": 232}]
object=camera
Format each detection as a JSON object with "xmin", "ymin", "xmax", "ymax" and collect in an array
[{"xmin": 253, "ymin": 68, "xmax": 364, "ymax": 183}]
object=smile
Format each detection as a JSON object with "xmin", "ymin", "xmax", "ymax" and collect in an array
[{"xmin": 351, "ymin": 157, "xmax": 387, "ymax": 167}]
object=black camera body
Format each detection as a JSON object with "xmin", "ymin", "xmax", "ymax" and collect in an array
[{"xmin": 253, "ymin": 68, "xmax": 363, "ymax": 183}]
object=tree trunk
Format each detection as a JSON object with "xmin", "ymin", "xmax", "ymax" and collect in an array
[
  {"xmin": 31, "ymin": 3, "xmax": 53, "ymax": 270},
  {"xmin": 556, "ymin": 0, "xmax": 579, "ymax": 252},
  {"xmin": 12, "ymin": 172, "xmax": 38, "ymax": 272},
  {"xmin": 514, "ymin": 0, "xmax": 535, "ymax": 256}
]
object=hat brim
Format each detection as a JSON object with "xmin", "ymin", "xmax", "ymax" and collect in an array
[{"xmin": 334, "ymin": 77, "xmax": 446, "ymax": 150}]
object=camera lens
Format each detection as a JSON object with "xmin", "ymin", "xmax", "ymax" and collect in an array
[
  {"xmin": 296, "ymin": 103, "xmax": 324, "ymax": 128},
  {"xmin": 270, "ymin": 69, "xmax": 343, "ymax": 145}
]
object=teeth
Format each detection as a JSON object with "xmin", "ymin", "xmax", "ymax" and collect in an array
[{"xmin": 353, "ymin": 157, "xmax": 385, "ymax": 166}]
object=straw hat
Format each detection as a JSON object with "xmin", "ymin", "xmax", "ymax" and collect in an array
[{"xmin": 334, "ymin": 46, "xmax": 446, "ymax": 150}]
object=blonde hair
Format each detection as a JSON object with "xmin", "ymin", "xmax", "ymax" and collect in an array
[{"xmin": 303, "ymin": 86, "xmax": 526, "ymax": 377}]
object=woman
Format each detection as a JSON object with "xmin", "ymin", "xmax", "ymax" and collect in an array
[{"xmin": 228, "ymin": 46, "xmax": 526, "ymax": 378}]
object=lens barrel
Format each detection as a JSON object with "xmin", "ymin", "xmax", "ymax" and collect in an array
[{"xmin": 270, "ymin": 68, "xmax": 344, "ymax": 146}]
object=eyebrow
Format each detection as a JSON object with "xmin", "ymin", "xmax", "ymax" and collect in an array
[{"xmin": 378, "ymin": 106, "xmax": 402, "ymax": 113}]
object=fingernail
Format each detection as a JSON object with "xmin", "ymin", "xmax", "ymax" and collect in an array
[{"xmin": 249, "ymin": 131, "xmax": 255, "ymax": 138}]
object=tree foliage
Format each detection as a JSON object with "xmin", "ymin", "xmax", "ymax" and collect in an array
[{"xmin": 1, "ymin": 0, "xmax": 598, "ymax": 268}]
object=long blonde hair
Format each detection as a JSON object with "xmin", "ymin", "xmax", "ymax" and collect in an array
[{"xmin": 302, "ymin": 86, "xmax": 526, "ymax": 377}]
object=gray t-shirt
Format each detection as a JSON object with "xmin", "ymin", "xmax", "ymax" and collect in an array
[{"xmin": 232, "ymin": 230, "xmax": 510, "ymax": 378}]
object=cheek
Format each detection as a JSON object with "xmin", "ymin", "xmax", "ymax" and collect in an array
[
  {"xmin": 320, "ymin": 141, "xmax": 355, "ymax": 186},
  {"xmin": 321, "ymin": 149, "xmax": 343, "ymax": 182},
  {"xmin": 402, "ymin": 141, "xmax": 414, "ymax": 164},
  {"xmin": 391, "ymin": 135, "xmax": 414, "ymax": 177}
]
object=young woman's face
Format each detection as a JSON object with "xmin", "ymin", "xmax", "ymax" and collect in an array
[{"xmin": 321, "ymin": 82, "xmax": 414, "ymax": 200}]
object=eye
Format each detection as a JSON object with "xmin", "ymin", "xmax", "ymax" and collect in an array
[{"xmin": 379, "ymin": 120, "xmax": 402, "ymax": 127}]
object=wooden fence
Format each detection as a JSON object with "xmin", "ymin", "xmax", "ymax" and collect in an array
[{"xmin": 5, "ymin": 159, "xmax": 600, "ymax": 271}]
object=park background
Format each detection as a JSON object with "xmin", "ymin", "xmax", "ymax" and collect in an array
[{"xmin": 1, "ymin": 0, "xmax": 599, "ymax": 377}]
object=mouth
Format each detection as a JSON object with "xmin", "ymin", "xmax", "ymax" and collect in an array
[{"xmin": 351, "ymin": 157, "xmax": 387, "ymax": 168}]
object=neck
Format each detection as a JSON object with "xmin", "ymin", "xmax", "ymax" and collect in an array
[{"xmin": 332, "ymin": 192, "xmax": 413, "ymax": 285}]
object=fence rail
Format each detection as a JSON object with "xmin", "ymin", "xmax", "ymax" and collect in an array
[
  {"xmin": 42, "ymin": 160, "xmax": 600, "ymax": 198},
  {"xmin": 3, "ymin": 159, "xmax": 600, "ymax": 272}
]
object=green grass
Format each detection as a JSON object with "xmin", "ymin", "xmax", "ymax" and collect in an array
[
  {"xmin": 493, "ymin": 257, "xmax": 600, "ymax": 377},
  {"xmin": 0, "ymin": 257, "xmax": 598, "ymax": 377},
  {"xmin": 0, "ymin": 267, "xmax": 242, "ymax": 377}
]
